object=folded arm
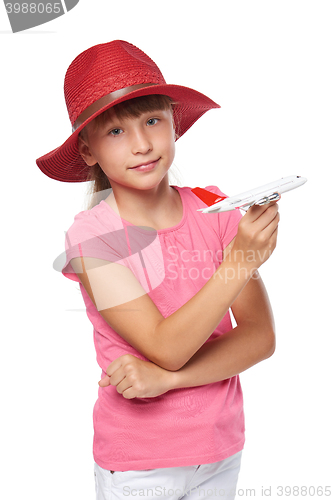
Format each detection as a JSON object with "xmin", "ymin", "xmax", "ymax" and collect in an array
[
  {"xmin": 71, "ymin": 252, "xmax": 250, "ymax": 371},
  {"xmin": 171, "ymin": 269, "xmax": 275, "ymax": 390},
  {"xmin": 72, "ymin": 202, "xmax": 279, "ymax": 372},
  {"xmin": 100, "ymin": 261, "xmax": 275, "ymax": 399}
]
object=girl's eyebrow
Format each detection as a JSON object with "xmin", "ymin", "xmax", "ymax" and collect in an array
[
  {"xmin": 103, "ymin": 115, "xmax": 119, "ymax": 126},
  {"xmin": 99, "ymin": 109, "xmax": 167, "ymax": 131},
  {"xmin": 99, "ymin": 116, "xmax": 121, "ymax": 132}
]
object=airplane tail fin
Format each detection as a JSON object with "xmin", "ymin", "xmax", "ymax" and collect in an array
[{"xmin": 191, "ymin": 187, "xmax": 227, "ymax": 206}]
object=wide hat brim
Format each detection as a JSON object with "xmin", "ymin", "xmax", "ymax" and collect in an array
[{"xmin": 36, "ymin": 84, "xmax": 220, "ymax": 183}]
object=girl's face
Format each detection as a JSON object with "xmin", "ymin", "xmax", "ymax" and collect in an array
[{"xmin": 79, "ymin": 107, "xmax": 176, "ymax": 193}]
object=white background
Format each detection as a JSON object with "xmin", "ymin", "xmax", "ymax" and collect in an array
[{"xmin": 1, "ymin": 1, "xmax": 332, "ymax": 498}]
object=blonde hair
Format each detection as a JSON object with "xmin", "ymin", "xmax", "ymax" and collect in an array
[{"xmin": 79, "ymin": 94, "xmax": 177, "ymax": 209}]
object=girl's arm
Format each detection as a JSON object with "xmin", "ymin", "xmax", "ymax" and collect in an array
[
  {"xmin": 72, "ymin": 202, "xmax": 279, "ymax": 371},
  {"xmin": 171, "ymin": 270, "xmax": 275, "ymax": 389},
  {"xmin": 99, "ymin": 270, "xmax": 275, "ymax": 399}
]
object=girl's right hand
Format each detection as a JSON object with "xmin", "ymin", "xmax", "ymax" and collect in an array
[
  {"xmin": 230, "ymin": 200, "xmax": 280, "ymax": 270},
  {"xmin": 99, "ymin": 354, "xmax": 177, "ymax": 399}
]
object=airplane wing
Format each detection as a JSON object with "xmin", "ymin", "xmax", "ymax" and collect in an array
[{"xmin": 192, "ymin": 176, "xmax": 307, "ymax": 213}]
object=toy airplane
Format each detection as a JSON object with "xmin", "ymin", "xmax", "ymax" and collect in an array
[{"xmin": 192, "ymin": 175, "xmax": 307, "ymax": 213}]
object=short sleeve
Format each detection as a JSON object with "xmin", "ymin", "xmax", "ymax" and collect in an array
[
  {"xmin": 61, "ymin": 210, "xmax": 129, "ymax": 282},
  {"xmin": 204, "ymin": 185, "xmax": 243, "ymax": 251},
  {"xmin": 61, "ymin": 207, "xmax": 164, "ymax": 293}
]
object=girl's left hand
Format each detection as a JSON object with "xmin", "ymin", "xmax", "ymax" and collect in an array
[{"xmin": 98, "ymin": 354, "xmax": 177, "ymax": 399}]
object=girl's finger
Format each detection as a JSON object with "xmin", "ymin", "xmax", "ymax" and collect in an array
[
  {"xmin": 98, "ymin": 375, "xmax": 111, "ymax": 387},
  {"xmin": 252, "ymin": 203, "xmax": 279, "ymax": 230},
  {"xmin": 109, "ymin": 366, "xmax": 128, "ymax": 387},
  {"xmin": 115, "ymin": 377, "xmax": 132, "ymax": 395},
  {"xmin": 245, "ymin": 200, "xmax": 278, "ymax": 223},
  {"xmin": 106, "ymin": 357, "xmax": 123, "ymax": 377},
  {"xmin": 261, "ymin": 210, "xmax": 280, "ymax": 239}
]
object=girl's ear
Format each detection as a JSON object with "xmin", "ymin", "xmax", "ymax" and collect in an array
[{"xmin": 78, "ymin": 135, "xmax": 97, "ymax": 166}]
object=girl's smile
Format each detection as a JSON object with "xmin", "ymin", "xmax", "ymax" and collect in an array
[{"xmin": 129, "ymin": 158, "xmax": 161, "ymax": 172}]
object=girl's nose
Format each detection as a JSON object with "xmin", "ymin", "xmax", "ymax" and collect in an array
[{"xmin": 131, "ymin": 128, "xmax": 153, "ymax": 155}]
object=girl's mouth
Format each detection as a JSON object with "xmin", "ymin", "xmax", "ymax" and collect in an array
[{"xmin": 130, "ymin": 158, "xmax": 160, "ymax": 172}]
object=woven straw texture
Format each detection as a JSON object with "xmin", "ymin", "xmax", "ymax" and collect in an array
[{"xmin": 36, "ymin": 40, "xmax": 220, "ymax": 182}]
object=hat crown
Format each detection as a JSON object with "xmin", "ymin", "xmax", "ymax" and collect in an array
[{"xmin": 64, "ymin": 40, "xmax": 166, "ymax": 125}]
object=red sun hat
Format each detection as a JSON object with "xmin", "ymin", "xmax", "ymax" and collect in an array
[{"xmin": 36, "ymin": 40, "xmax": 220, "ymax": 183}]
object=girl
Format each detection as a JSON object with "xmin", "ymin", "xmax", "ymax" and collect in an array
[{"xmin": 37, "ymin": 40, "xmax": 279, "ymax": 499}]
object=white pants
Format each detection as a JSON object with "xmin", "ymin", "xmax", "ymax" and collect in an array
[{"xmin": 94, "ymin": 451, "xmax": 242, "ymax": 499}]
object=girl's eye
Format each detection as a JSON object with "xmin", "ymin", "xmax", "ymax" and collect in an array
[
  {"xmin": 147, "ymin": 118, "xmax": 159, "ymax": 126},
  {"xmin": 109, "ymin": 128, "xmax": 123, "ymax": 136}
]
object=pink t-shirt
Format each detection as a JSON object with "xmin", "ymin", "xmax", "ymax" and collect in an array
[{"xmin": 62, "ymin": 185, "xmax": 245, "ymax": 471}]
